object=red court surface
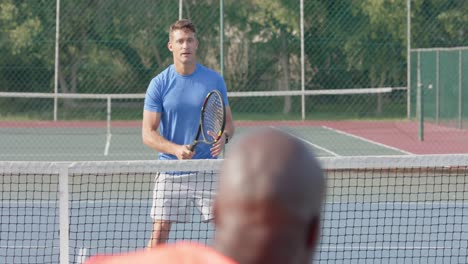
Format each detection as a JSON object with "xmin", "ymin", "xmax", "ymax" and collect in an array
[{"xmin": 236, "ymin": 120, "xmax": 468, "ymax": 155}]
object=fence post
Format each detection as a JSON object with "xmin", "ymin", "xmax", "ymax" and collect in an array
[
  {"xmin": 179, "ymin": 0, "xmax": 183, "ymax": 19},
  {"xmin": 459, "ymin": 49, "xmax": 463, "ymax": 129},
  {"xmin": 406, "ymin": 0, "xmax": 411, "ymax": 119},
  {"xmin": 436, "ymin": 50, "xmax": 439, "ymax": 124},
  {"xmin": 300, "ymin": 0, "xmax": 305, "ymax": 120},
  {"xmin": 417, "ymin": 51, "xmax": 424, "ymax": 141},
  {"xmin": 220, "ymin": 0, "xmax": 224, "ymax": 77}
]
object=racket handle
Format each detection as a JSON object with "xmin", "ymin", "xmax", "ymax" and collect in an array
[{"xmin": 188, "ymin": 142, "xmax": 197, "ymax": 152}]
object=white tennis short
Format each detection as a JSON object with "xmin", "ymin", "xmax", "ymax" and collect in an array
[{"xmin": 150, "ymin": 171, "xmax": 217, "ymax": 222}]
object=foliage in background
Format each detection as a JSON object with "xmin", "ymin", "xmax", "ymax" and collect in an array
[{"xmin": 0, "ymin": 0, "xmax": 465, "ymax": 119}]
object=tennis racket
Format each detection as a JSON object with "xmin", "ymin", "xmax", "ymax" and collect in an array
[{"xmin": 188, "ymin": 90, "xmax": 226, "ymax": 151}]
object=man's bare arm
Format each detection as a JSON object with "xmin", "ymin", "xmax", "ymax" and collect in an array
[
  {"xmin": 142, "ymin": 110, "xmax": 194, "ymax": 160},
  {"xmin": 209, "ymin": 105, "xmax": 235, "ymax": 157},
  {"xmin": 224, "ymin": 106, "xmax": 235, "ymax": 140}
]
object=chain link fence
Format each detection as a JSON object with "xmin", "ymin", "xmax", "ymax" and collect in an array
[
  {"xmin": 1, "ymin": 0, "xmax": 465, "ymax": 119},
  {"xmin": 407, "ymin": 0, "xmax": 467, "ymax": 131},
  {"xmin": 0, "ymin": 0, "xmax": 466, "ymax": 159}
]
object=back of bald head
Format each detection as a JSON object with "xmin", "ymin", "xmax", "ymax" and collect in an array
[{"xmin": 217, "ymin": 128, "xmax": 326, "ymax": 224}]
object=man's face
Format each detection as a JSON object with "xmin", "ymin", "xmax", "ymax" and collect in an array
[{"xmin": 168, "ymin": 29, "xmax": 198, "ymax": 65}]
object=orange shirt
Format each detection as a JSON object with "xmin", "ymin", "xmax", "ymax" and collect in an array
[{"xmin": 84, "ymin": 242, "xmax": 237, "ymax": 264}]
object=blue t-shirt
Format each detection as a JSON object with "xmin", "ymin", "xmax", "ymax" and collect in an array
[{"xmin": 144, "ymin": 64, "xmax": 229, "ymax": 160}]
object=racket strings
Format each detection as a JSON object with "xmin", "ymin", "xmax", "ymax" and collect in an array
[{"xmin": 202, "ymin": 94, "xmax": 224, "ymax": 142}]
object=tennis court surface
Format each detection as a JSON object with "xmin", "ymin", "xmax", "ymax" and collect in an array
[{"xmin": 1, "ymin": 119, "xmax": 468, "ymax": 162}]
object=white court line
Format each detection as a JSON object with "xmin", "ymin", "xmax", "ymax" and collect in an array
[
  {"xmin": 104, "ymin": 133, "xmax": 112, "ymax": 156},
  {"xmin": 76, "ymin": 248, "xmax": 87, "ymax": 264},
  {"xmin": 270, "ymin": 126, "xmax": 341, "ymax": 157},
  {"xmin": 322, "ymin": 125, "xmax": 413, "ymax": 155}
]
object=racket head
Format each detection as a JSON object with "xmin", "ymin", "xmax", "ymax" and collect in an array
[{"xmin": 200, "ymin": 90, "xmax": 226, "ymax": 145}]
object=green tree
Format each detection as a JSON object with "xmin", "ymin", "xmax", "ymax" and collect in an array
[
  {"xmin": 0, "ymin": 0, "xmax": 55, "ymax": 92},
  {"xmin": 57, "ymin": 0, "xmax": 178, "ymax": 94},
  {"xmin": 412, "ymin": 0, "xmax": 467, "ymax": 48},
  {"xmin": 223, "ymin": 0, "xmax": 301, "ymax": 113}
]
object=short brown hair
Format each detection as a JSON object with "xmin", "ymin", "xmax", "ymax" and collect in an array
[{"xmin": 169, "ymin": 19, "xmax": 196, "ymax": 38}]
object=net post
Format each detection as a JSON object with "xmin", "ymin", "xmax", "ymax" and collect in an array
[
  {"xmin": 417, "ymin": 51, "xmax": 424, "ymax": 141},
  {"xmin": 107, "ymin": 96, "xmax": 112, "ymax": 136},
  {"xmin": 59, "ymin": 165, "xmax": 70, "ymax": 264}
]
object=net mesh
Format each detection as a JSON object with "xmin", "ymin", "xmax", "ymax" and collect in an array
[{"xmin": 1, "ymin": 156, "xmax": 468, "ymax": 263}]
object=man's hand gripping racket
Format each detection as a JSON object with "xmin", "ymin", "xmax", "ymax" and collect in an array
[{"xmin": 188, "ymin": 90, "xmax": 226, "ymax": 153}]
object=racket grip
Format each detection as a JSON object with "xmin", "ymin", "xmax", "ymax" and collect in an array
[{"xmin": 188, "ymin": 142, "xmax": 197, "ymax": 152}]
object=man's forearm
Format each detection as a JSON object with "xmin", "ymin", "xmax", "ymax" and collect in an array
[
  {"xmin": 225, "ymin": 128, "xmax": 234, "ymax": 138},
  {"xmin": 142, "ymin": 130, "xmax": 180, "ymax": 156},
  {"xmin": 224, "ymin": 107, "xmax": 235, "ymax": 141}
]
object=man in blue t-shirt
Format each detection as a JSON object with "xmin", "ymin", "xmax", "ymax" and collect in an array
[{"xmin": 142, "ymin": 19, "xmax": 235, "ymax": 247}]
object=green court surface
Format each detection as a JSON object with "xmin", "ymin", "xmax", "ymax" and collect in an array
[{"xmin": 0, "ymin": 125, "xmax": 408, "ymax": 161}]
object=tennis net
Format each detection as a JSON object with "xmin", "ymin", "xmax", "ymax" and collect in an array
[{"xmin": 1, "ymin": 155, "xmax": 467, "ymax": 264}]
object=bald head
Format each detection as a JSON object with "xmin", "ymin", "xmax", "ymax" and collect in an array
[
  {"xmin": 218, "ymin": 128, "xmax": 325, "ymax": 219},
  {"xmin": 214, "ymin": 128, "xmax": 326, "ymax": 264}
]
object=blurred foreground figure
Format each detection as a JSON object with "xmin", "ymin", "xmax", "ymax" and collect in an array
[{"xmin": 85, "ymin": 128, "xmax": 326, "ymax": 264}]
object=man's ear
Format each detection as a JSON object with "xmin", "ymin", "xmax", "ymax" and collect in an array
[
  {"xmin": 167, "ymin": 41, "xmax": 173, "ymax": 52},
  {"xmin": 306, "ymin": 217, "xmax": 320, "ymax": 250}
]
